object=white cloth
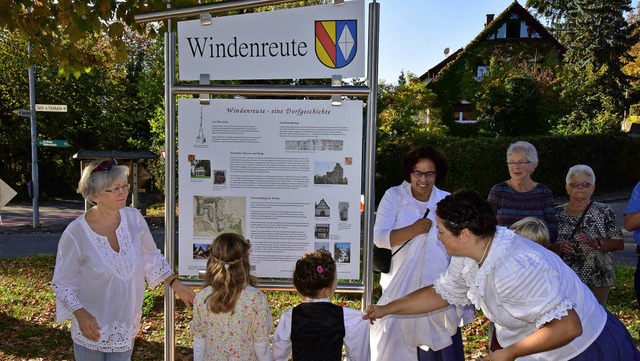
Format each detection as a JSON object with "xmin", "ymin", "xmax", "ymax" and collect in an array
[
  {"xmin": 434, "ymin": 227, "xmax": 607, "ymax": 361},
  {"xmin": 51, "ymin": 207, "xmax": 172, "ymax": 352},
  {"xmin": 273, "ymin": 299, "xmax": 370, "ymax": 361},
  {"xmin": 371, "ymin": 183, "xmax": 473, "ymax": 360}
]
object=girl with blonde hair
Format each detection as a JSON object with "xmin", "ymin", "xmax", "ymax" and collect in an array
[{"xmin": 191, "ymin": 233, "xmax": 272, "ymax": 361}]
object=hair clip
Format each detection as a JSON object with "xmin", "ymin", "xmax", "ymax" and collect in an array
[
  {"xmin": 224, "ymin": 263, "xmax": 230, "ymax": 270},
  {"xmin": 317, "ymin": 265, "xmax": 324, "ymax": 274}
]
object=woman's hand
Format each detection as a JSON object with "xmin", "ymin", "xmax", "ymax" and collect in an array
[
  {"xmin": 73, "ymin": 308, "xmax": 101, "ymax": 341},
  {"xmin": 172, "ymin": 280, "xmax": 196, "ymax": 309},
  {"xmin": 363, "ymin": 304, "xmax": 387, "ymax": 324},
  {"xmin": 413, "ymin": 217, "xmax": 433, "ymax": 235},
  {"xmin": 482, "ymin": 349, "xmax": 516, "ymax": 361},
  {"xmin": 575, "ymin": 233, "xmax": 597, "ymax": 248},
  {"xmin": 552, "ymin": 240, "xmax": 575, "ymax": 254}
]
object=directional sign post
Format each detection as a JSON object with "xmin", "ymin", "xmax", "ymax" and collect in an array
[
  {"xmin": 35, "ymin": 104, "xmax": 67, "ymax": 112},
  {"xmin": 37, "ymin": 139, "xmax": 69, "ymax": 148},
  {"xmin": 18, "ymin": 109, "xmax": 31, "ymax": 117}
]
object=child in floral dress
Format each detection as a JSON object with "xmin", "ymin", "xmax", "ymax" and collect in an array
[
  {"xmin": 191, "ymin": 233, "xmax": 273, "ymax": 361},
  {"xmin": 273, "ymin": 250, "xmax": 370, "ymax": 361}
]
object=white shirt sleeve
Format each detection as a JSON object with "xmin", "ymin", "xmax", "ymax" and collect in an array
[
  {"xmin": 272, "ymin": 309, "xmax": 292, "ymax": 361},
  {"xmin": 433, "ymin": 257, "xmax": 473, "ymax": 306},
  {"xmin": 51, "ymin": 230, "xmax": 84, "ymax": 322},
  {"xmin": 373, "ymin": 188, "xmax": 400, "ymax": 249},
  {"xmin": 134, "ymin": 210, "xmax": 172, "ymax": 288},
  {"xmin": 343, "ymin": 308, "xmax": 371, "ymax": 361}
]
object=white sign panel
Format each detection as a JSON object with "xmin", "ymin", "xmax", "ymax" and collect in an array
[
  {"xmin": 177, "ymin": 0, "xmax": 365, "ymax": 80},
  {"xmin": 178, "ymin": 98, "xmax": 363, "ymax": 279},
  {"xmin": 36, "ymin": 104, "xmax": 67, "ymax": 112},
  {"xmin": 0, "ymin": 178, "xmax": 17, "ymax": 209}
]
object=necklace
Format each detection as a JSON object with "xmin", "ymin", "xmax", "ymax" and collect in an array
[{"xmin": 477, "ymin": 236, "xmax": 494, "ymax": 266}]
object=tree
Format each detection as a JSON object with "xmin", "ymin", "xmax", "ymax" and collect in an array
[{"xmin": 527, "ymin": 0, "xmax": 634, "ymax": 125}]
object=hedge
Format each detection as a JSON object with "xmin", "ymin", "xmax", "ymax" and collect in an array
[{"xmin": 374, "ymin": 134, "xmax": 640, "ymax": 205}]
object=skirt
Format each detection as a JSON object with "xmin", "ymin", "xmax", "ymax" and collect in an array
[{"xmin": 569, "ymin": 310, "xmax": 640, "ymax": 361}]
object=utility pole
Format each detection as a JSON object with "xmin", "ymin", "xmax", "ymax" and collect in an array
[{"xmin": 28, "ymin": 41, "xmax": 39, "ymax": 228}]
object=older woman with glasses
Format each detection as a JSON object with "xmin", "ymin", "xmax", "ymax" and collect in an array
[
  {"xmin": 371, "ymin": 146, "xmax": 472, "ymax": 361},
  {"xmin": 553, "ymin": 164, "xmax": 624, "ymax": 306},
  {"xmin": 52, "ymin": 159, "xmax": 195, "ymax": 360},
  {"xmin": 488, "ymin": 141, "xmax": 558, "ymax": 242}
]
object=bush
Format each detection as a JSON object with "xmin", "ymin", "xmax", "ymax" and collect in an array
[{"xmin": 375, "ymin": 134, "xmax": 640, "ymax": 205}]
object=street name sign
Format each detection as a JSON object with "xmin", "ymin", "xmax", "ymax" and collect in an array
[
  {"xmin": 35, "ymin": 104, "xmax": 67, "ymax": 112},
  {"xmin": 177, "ymin": 0, "xmax": 364, "ymax": 80},
  {"xmin": 18, "ymin": 109, "xmax": 31, "ymax": 117},
  {"xmin": 37, "ymin": 139, "xmax": 69, "ymax": 147}
]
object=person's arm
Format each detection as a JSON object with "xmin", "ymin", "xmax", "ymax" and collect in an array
[
  {"xmin": 253, "ymin": 293, "xmax": 274, "ymax": 361},
  {"xmin": 272, "ymin": 310, "xmax": 293, "ymax": 361},
  {"xmin": 482, "ymin": 309, "xmax": 582, "ymax": 361},
  {"xmin": 363, "ymin": 285, "xmax": 450, "ymax": 322},
  {"xmin": 624, "ymin": 212, "xmax": 640, "ymax": 231},
  {"xmin": 374, "ymin": 188, "xmax": 430, "ymax": 248},
  {"xmin": 136, "ymin": 209, "xmax": 196, "ymax": 307},
  {"xmin": 542, "ymin": 189, "xmax": 558, "ymax": 243}
]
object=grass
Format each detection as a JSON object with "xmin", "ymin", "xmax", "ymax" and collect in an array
[{"xmin": 0, "ymin": 256, "xmax": 638, "ymax": 360}]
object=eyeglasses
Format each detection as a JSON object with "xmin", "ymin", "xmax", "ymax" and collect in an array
[
  {"xmin": 104, "ymin": 183, "xmax": 130, "ymax": 194},
  {"xmin": 568, "ymin": 182, "xmax": 593, "ymax": 189},
  {"xmin": 92, "ymin": 159, "xmax": 118, "ymax": 173},
  {"xmin": 411, "ymin": 170, "xmax": 437, "ymax": 180},
  {"xmin": 507, "ymin": 161, "xmax": 532, "ymax": 166}
]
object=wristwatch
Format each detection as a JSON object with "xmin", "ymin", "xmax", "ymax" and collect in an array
[{"xmin": 596, "ymin": 239, "xmax": 601, "ymax": 250}]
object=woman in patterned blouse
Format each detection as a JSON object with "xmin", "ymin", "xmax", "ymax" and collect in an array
[{"xmin": 553, "ymin": 164, "xmax": 624, "ymax": 306}]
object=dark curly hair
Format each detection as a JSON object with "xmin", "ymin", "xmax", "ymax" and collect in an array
[
  {"xmin": 293, "ymin": 250, "xmax": 336, "ymax": 298},
  {"xmin": 436, "ymin": 190, "xmax": 497, "ymax": 238},
  {"xmin": 402, "ymin": 146, "xmax": 448, "ymax": 183}
]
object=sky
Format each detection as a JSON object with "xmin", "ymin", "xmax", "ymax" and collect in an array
[{"xmin": 374, "ymin": 0, "xmax": 640, "ymax": 84}]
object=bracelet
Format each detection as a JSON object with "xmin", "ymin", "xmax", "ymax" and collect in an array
[{"xmin": 168, "ymin": 277, "xmax": 177, "ymax": 288}]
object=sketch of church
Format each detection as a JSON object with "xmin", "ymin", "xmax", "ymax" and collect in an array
[{"xmin": 315, "ymin": 199, "xmax": 330, "ymax": 217}]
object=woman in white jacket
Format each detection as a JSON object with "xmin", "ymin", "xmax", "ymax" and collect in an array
[{"xmin": 372, "ymin": 146, "xmax": 471, "ymax": 361}]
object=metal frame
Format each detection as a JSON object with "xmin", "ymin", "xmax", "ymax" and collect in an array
[{"xmin": 136, "ymin": 1, "xmax": 379, "ymax": 359}]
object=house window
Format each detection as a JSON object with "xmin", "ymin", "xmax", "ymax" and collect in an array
[{"xmin": 506, "ymin": 14, "xmax": 521, "ymax": 38}]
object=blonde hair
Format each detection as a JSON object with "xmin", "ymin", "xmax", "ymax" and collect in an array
[
  {"xmin": 510, "ymin": 217, "xmax": 550, "ymax": 248},
  {"xmin": 204, "ymin": 233, "xmax": 255, "ymax": 314}
]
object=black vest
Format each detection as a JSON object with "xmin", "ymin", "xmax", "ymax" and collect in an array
[{"xmin": 291, "ymin": 302, "xmax": 345, "ymax": 361}]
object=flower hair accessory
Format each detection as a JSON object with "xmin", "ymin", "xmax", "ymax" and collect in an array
[
  {"xmin": 317, "ymin": 265, "xmax": 324, "ymax": 274},
  {"xmin": 210, "ymin": 255, "xmax": 244, "ymax": 270}
]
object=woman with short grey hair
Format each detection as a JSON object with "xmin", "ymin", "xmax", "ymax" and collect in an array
[
  {"xmin": 52, "ymin": 159, "xmax": 195, "ymax": 360},
  {"xmin": 488, "ymin": 141, "xmax": 557, "ymax": 242},
  {"xmin": 553, "ymin": 164, "xmax": 624, "ymax": 306}
]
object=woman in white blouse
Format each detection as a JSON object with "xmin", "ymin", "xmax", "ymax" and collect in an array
[
  {"xmin": 372, "ymin": 146, "xmax": 471, "ymax": 361},
  {"xmin": 365, "ymin": 190, "xmax": 640, "ymax": 361},
  {"xmin": 52, "ymin": 159, "xmax": 195, "ymax": 360}
]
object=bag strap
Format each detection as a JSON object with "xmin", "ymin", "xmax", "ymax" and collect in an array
[
  {"xmin": 569, "ymin": 202, "xmax": 592, "ymax": 239},
  {"xmin": 392, "ymin": 208, "xmax": 430, "ymax": 257}
]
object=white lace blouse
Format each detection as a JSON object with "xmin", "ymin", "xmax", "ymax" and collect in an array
[
  {"xmin": 52, "ymin": 207, "xmax": 173, "ymax": 352},
  {"xmin": 434, "ymin": 227, "xmax": 606, "ymax": 361}
]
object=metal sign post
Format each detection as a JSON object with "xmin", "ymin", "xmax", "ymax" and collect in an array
[{"xmin": 28, "ymin": 40, "xmax": 39, "ymax": 228}]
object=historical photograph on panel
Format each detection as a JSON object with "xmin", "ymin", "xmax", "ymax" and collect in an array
[
  {"xmin": 193, "ymin": 242, "xmax": 212, "ymax": 260},
  {"xmin": 285, "ymin": 139, "xmax": 344, "ymax": 151},
  {"xmin": 315, "ymin": 198, "xmax": 330, "ymax": 217},
  {"xmin": 314, "ymin": 223, "xmax": 330, "ymax": 239},
  {"xmin": 334, "ymin": 242, "xmax": 351, "ymax": 263},
  {"xmin": 338, "ymin": 201, "xmax": 349, "ymax": 221},
  {"xmin": 314, "ymin": 241, "xmax": 331, "ymax": 252},
  {"xmin": 190, "ymin": 158, "xmax": 212, "ymax": 179},
  {"xmin": 313, "ymin": 161, "xmax": 347, "ymax": 185},
  {"xmin": 193, "ymin": 196, "xmax": 246, "ymax": 237},
  {"xmin": 213, "ymin": 170, "xmax": 227, "ymax": 185}
]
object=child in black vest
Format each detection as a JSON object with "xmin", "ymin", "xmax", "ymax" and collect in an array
[{"xmin": 272, "ymin": 250, "xmax": 370, "ymax": 361}]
